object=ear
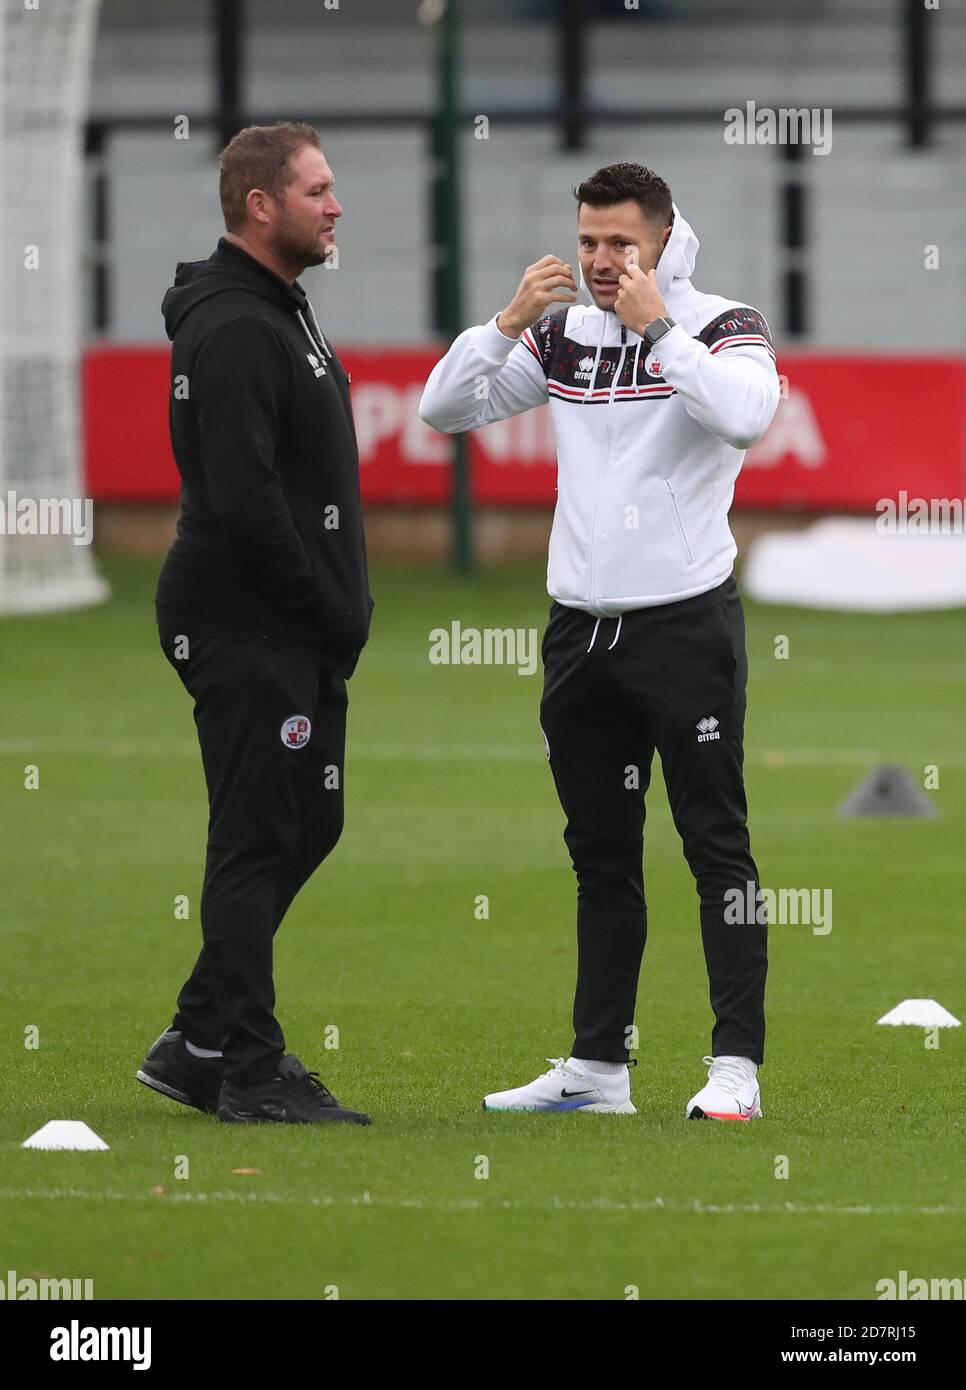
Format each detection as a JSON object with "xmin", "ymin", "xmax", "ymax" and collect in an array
[
  {"xmin": 661, "ymin": 224, "xmax": 672, "ymax": 247},
  {"xmin": 247, "ymin": 187, "xmax": 271, "ymax": 226}
]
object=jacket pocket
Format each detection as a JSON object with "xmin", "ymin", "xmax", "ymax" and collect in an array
[{"xmin": 664, "ymin": 478, "xmax": 695, "ymax": 565}]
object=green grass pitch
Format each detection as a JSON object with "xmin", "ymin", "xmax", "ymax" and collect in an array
[{"xmin": 1, "ymin": 553, "xmax": 963, "ymax": 1300}]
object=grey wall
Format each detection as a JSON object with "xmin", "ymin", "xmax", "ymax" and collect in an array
[{"xmin": 87, "ymin": 0, "xmax": 966, "ymax": 350}]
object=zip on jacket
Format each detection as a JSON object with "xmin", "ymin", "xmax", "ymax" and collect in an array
[{"xmin": 418, "ymin": 204, "xmax": 781, "ymax": 616}]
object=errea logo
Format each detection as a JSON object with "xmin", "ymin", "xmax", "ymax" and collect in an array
[
  {"xmin": 575, "ymin": 354, "xmax": 596, "ymax": 381},
  {"xmin": 306, "ymin": 352, "xmax": 326, "ymax": 378},
  {"xmin": 697, "ymin": 716, "xmax": 720, "ymax": 743}
]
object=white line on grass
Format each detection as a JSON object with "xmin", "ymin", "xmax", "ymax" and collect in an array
[
  {"xmin": 0, "ymin": 738, "xmax": 947, "ymax": 769},
  {"xmin": 0, "ymin": 1188, "xmax": 960, "ymax": 1218}
]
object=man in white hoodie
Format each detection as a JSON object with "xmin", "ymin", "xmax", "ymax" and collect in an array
[{"xmin": 419, "ymin": 163, "xmax": 780, "ymax": 1120}]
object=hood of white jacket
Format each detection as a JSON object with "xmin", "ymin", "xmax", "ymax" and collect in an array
[{"xmin": 576, "ymin": 201, "xmax": 700, "ymax": 329}]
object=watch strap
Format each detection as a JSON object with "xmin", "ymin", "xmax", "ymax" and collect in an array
[{"xmin": 643, "ymin": 315, "xmax": 676, "ymax": 347}]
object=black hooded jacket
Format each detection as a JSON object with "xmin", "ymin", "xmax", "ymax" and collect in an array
[{"xmin": 155, "ymin": 236, "xmax": 372, "ymax": 676}]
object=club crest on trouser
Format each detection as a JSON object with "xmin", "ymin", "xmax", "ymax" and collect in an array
[{"xmin": 280, "ymin": 714, "xmax": 312, "ymax": 749}]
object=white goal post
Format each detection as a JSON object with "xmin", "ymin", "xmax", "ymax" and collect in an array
[{"xmin": 0, "ymin": 0, "xmax": 109, "ymax": 614}]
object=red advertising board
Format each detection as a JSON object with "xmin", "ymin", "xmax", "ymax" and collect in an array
[{"xmin": 83, "ymin": 345, "xmax": 966, "ymax": 510}]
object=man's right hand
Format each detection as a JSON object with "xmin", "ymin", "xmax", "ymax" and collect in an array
[{"xmin": 496, "ymin": 256, "xmax": 578, "ymax": 339}]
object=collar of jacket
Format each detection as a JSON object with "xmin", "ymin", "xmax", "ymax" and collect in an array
[{"xmin": 212, "ymin": 236, "xmax": 310, "ymax": 311}]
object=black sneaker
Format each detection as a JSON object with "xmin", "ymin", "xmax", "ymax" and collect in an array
[
  {"xmin": 136, "ymin": 1027, "xmax": 224, "ymax": 1114},
  {"xmin": 216, "ymin": 1054, "xmax": 372, "ymax": 1125}
]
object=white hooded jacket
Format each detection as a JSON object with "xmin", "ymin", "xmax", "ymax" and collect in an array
[{"xmin": 418, "ymin": 204, "xmax": 781, "ymax": 615}]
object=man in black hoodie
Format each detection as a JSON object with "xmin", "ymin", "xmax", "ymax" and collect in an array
[{"xmin": 136, "ymin": 122, "xmax": 373, "ymax": 1126}]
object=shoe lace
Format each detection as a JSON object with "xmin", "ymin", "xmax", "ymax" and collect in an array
[
  {"xmin": 703, "ymin": 1055, "xmax": 752, "ymax": 1094},
  {"xmin": 543, "ymin": 1057, "xmax": 580, "ymax": 1080},
  {"xmin": 302, "ymin": 1070, "xmax": 334, "ymax": 1098},
  {"xmin": 278, "ymin": 1065, "xmax": 336, "ymax": 1109}
]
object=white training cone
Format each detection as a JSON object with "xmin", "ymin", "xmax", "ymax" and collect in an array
[
  {"xmin": 877, "ymin": 1000, "xmax": 961, "ymax": 1028},
  {"xmin": 21, "ymin": 1120, "xmax": 109, "ymax": 1151}
]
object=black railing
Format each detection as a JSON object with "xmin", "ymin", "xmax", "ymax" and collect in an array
[{"xmin": 81, "ymin": 0, "xmax": 963, "ymax": 339}]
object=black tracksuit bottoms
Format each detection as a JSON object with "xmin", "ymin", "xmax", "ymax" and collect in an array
[
  {"xmin": 158, "ymin": 627, "xmax": 347, "ymax": 1085},
  {"xmin": 538, "ymin": 574, "xmax": 767, "ymax": 1066}
]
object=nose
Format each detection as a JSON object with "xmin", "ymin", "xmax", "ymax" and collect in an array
[{"xmin": 327, "ymin": 196, "xmax": 343, "ymax": 219}]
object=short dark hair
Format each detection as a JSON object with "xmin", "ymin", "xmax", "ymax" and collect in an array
[
  {"xmin": 219, "ymin": 121, "xmax": 321, "ymax": 232},
  {"xmin": 574, "ymin": 162, "xmax": 673, "ymax": 229}
]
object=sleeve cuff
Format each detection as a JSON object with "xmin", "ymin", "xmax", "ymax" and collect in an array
[{"xmin": 474, "ymin": 314, "xmax": 524, "ymax": 363}]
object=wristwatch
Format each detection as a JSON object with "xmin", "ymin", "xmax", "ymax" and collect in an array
[{"xmin": 642, "ymin": 315, "xmax": 676, "ymax": 348}]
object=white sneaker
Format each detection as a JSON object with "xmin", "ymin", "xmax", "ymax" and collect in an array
[
  {"xmin": 483, "ymin": 1057, "xmax": 636, "ymax": 1113},
  {"xmin": 686, "ymin": 1055, "xmax": 762, "ymax": 1120}
]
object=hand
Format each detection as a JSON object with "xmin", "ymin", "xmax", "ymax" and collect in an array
[
  {"xmin": 497, "ymin": 255, "xmax": 578, "ymax": 338},
  {"xmin": 614, "ymin": 253, "xmax": 667, "ymax": 336}
]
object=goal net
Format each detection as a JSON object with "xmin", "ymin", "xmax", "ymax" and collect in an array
[{"xmin": 0, "ymin": 0, "xmax": 109, "ymax": 614}]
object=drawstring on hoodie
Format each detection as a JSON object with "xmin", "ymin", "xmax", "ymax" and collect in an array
[
  {"xmin": 580, "ymin": 325, "xmax": 641, "ymax": 408},
  {"xmin": 305, "ymin": 299, "xmax": 333, "ymax": 359},
  {"xmin": 581, "ymin": 313, "xmax": 606, "ymax": 406},
  {"xmin": 631, "ymin": 339, "xmax": 642, "ymax": 390},
  {"xmin": 296, "ymin": 301, "xmax": 333, "ymax": 362},
  {"xmin": 610, "ymin": 331, "xmax": 626, "ymax": 409}
]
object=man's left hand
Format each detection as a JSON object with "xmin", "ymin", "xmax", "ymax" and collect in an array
[{"xmin": 615, "ymin": 257, "xmax": 668, "ymax": 336}]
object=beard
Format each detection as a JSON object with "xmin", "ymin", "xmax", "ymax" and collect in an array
[{"xmin": 270, "ymin": 216, "xmax": 330, "ymax": 270}]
